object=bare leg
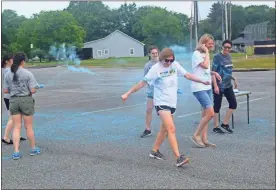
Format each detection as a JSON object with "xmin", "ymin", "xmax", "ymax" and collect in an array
[
  {"xmin": 3, "ymin": 113, "xmax": 13, "ymax": 142},
  {"xmin": 193, "ymin": 107, "xmax": 214, "ymax": 145},
  {"xmin": 23, "ymin": 115, "xmax": 36, "ymax": 149},
  {"xmin": 223, "ymin": 109, "xmax": 235, "ymax": 125},
  {"xmin": 12, "ymin": 114, "xmax": 22, "ymax": 152},
  {"xmin": 201, "ymin": 109, "xmax": 208, "ymax": 142},
  {"xmin": 158, "ymin": 111, "xmax": 180, "ymax": 159},
  {"xmin": 145, "ymin": 98, "xmax": 154, "ymax": 130},
  {"xmin": 152, "ymin": 123, "xmax": 167, "ymax": 151},
  {"xmin": 213, "ymin": 113, "xmax": 219, "ymax": 128}
]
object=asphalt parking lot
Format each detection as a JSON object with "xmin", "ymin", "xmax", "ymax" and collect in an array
[{"xmin": 1, "ymin": 65, "xmax": 275, "ymax": 189}]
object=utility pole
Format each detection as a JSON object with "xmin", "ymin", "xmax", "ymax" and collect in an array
[
  {"xmin": 190, "ymin": 1, "xmax": 193, "ymax": 51},
  {"xmin": 194, "ymin": 1, "xmax": 198, "ymax": 44},
  {"xmin": 221, "ymin": 1, "xmax": 225, "ymax": 41},
  {"xmin": 225, "ymin": 1, "xmax": 229, "ymax": 40},
  {"xmin": 229, "ymin": 1, "xmax": 232, "ymax": 40}
]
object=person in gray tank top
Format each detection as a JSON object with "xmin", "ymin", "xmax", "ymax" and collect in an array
[
  {"xmin": 140, "ymin": 46, "xmax": 159, "ymax": 138},
  {"xmin": 3, "ymin": 52, "xmax": 41, "ymax": 160},
  {"xmin": 1, "ymin": 54, "xmax": 26, "ymax": 145}
]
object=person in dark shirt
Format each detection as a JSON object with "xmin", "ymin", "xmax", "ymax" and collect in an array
[{"xmin": 212, "ymin": 40, "xmax": 238, "ymax": 134}]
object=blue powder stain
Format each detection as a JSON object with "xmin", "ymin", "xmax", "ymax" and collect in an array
[
  {"xmin": 48, "ymin": 43, "xmax": 97, "ymax": 75},
  {"xmin": 251, "ymin": 118, "xmax": 270, "ymax": 128},
  {"xmin": 67, "ymin": 65, "xmax": 96, "ymax": 75},
  {"xmin": 32, "ymin": 110, "xmax": 142, "ymax": 143},
  {"xmin": 169, "ymin": 45, "xmax": 193, "ymax": 61},
  {"xmin": 38, "ymin": 84, "xmax": 45, "ymax": 88},
  {"xmin": 2, "ymin": 156, "xmax": 11, "ymax": 160},
  {"xmin": 177, "ymin": 88, "xmax": 183, "ymax": 94}
]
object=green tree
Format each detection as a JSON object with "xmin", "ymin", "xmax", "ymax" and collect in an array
[
  {"xmin": 244, "ymin": 5, "xmax": 272, "ymax": 24},
  {"xmin": 1, "ymin": 9, "xmax": 26, "ymax": 54},
  {"xmin": 139, "ymin": 8, "xmax": 184, "ymax": 49},
  {"xmin": 16, "ymin": 10, "xmax": 85, "ymax": 55},
  {"xmin": 205, "ymin": 2, "xmax": 224, "ymax": 40},
  {"xmin": 132, "ymin": 6, "xmax": 157, "ymax": 42},
  {"xmin": 117, "ymin": 3, "xmax": 137, "ymax": 36},
  {"xmin": 66, "ymin": 1, "xmax": 116, "ymax": 42},
  {"xmin": 200, "ymin": 2, "xmax": 275, "ymax": 40},
  {"xmin": 171, "ymin": 12, "xmax": 190, "ymax": 44},
  {"xmin": 229, "ymin": 4, "xmax": 246, "ymax": 39},
  {"xmin": 133, "ymin": 6, "xmax": 186, "ymax": 50},
  {"xmin": 30, "ymin": 48, "xmax": 46, "ymax": 62}
]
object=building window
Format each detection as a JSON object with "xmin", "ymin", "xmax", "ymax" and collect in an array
[
  {"xmin": 104, "ymin": 49, "xmax": 109, "ymax": 55},
  {"xmin": 97, "ymin": 50, "xmax": 102, "ymax": 57},
  {"xmin": 130, "ymin": 48, "xmax": 134, "ymax": 55}
]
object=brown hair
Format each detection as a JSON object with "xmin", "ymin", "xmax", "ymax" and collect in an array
[
  {"xmin": 196, "ymin": 34, "xmax": 214, "ymax": 52},
  {"xmin": 1, "ymin": 54, "xmax": 13, "ymax": 68},
  {"xmin": 148, "ymin": 45, "xmax": 159, "ymax": 54},
  {"xmin": 159, "ymin": 48, "xmax": 174, "ymax": 61}
]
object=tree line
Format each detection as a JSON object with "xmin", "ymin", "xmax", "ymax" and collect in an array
[{"xmin": 2, "ymin": 1, "xmax": 275, "ymax": 59}]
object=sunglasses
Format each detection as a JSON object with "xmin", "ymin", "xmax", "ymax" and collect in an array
[
  {"xmin": 223, "ymin": 46, "xmax": 232, "ymax": 49},
  {"xmin": 164, "ymin": 59, "xmax": 174, "ymax": 63}
]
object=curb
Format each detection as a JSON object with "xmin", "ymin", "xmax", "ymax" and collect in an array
[
  {"xmin": 25, "ymin": 65, "xmax": 58, "ymax": 69},
  {"xmin": 233, "ymin": 69, "xmax": 274, "ymax": 72}
]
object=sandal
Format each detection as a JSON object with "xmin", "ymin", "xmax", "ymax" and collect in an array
[
  {"xmin": 2, "ymin": 137, "xmax": 26, "ymax": 144},
  {"xmin": 203, "ymin": 142, "xmax": 216, "ymax": 148},
  {"xmin": 190, "ymin": 136, "xmax": 205, "ymax": 148},
  {"xmin": 2, "ymin": 139, "xmax": 13, "ymax": 144}
]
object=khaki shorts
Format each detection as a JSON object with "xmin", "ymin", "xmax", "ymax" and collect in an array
[{"xmin": 9, "ymin": 96, "xmax": 35, "ymax": 116}]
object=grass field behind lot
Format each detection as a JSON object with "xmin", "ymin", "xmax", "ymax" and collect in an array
[{"xmin": 27, "ymin": 53, "xmax": 275, "ymax": 69}]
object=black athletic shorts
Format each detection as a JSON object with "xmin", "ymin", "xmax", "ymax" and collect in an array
[
  {"xmin": 213, "ymin": 86, "xmax": 237, "ymax": 113},
  {"xmin": 155, "ymin": 105, "xmax": 176, "ymax": 115},
  {"xmin": 4, "ymin": 98, "xmax": 9, "ymax": 110}
]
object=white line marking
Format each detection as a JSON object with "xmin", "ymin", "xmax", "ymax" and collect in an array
[
  {"xmin": 35, "ymin": 91, "xmax": 189, "ymax": 106},
  {"xmin": 80, "ymin": 103, "xmax": 146, "ymax": 115},
  {"xmin": 177, "ymin": 96, "xmax": 270, "ymax": 118}
]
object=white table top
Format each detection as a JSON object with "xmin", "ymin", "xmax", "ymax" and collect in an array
[{"xmin": 234, "ymin": 90, "xmax": 251, "ymax": 97}]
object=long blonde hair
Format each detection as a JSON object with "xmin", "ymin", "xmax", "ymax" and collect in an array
[{"xmin": 196, "ymin": 34, "xmax": 214, "ymax": 53}]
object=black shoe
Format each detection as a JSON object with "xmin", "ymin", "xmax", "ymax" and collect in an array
[
  {"xmin": 20, "ymin": 137, "xmax": 27, "ymax": 141},
  {"xmin": 221, "ymin": 124, "xmax": 233, "ymax": 133},
  {"xmin": 140, "ymin": 129, "xmax": 152, "ymax": 138},
  {"xmin": 149, "ymin": 150, "xmax": 165, "ymax": 160},
  {"xmin": 213, "ymin": 127, "xmax": 225, "ymax": 134},
  {"xmin": 2, "ymin": 139, "xmax": 13, "ymax": 144},
  {"xmin": 176, "ymin": 155, "xmax": 189, "ymax": 167}
]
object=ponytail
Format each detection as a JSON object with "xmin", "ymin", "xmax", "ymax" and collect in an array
[{"xmin": 11, "ymin": 52, "xmax": 26, "ymax": 81}]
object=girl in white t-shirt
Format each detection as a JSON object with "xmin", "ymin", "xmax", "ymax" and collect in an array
[
  {"xmin": 190, "ymin": 34, "xmax": 222, "ymax": 148},
  {"xmin": 121, "ymin": 48, "xmax": 210, "ymax": 167}
]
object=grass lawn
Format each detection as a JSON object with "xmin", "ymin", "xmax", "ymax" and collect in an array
[
  {"xmin": 26, "ymin": 53, "xmax": 275, "ymax": 69},
  {"xmin": 232, "ymin": 57, "xmax": 275, "ymax": 69}
]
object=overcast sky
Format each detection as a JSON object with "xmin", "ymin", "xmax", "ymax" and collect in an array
[{"xmin": 2, "ymin": 1, "xmax": 275, "ymax": 20}]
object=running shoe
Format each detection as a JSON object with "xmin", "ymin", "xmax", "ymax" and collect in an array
[
  {"xmin": 140, "ymin": 129, "xmax": 152, "ymax": 138},
  {"xmin": 149, "ymin": 150, "xmax": 165, "ymax": 160}
]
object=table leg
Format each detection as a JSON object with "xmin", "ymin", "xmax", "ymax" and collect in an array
[
  {"xmin": 247, "ymin": 94, "xmax": 249, "ymax": 124},
  {"xmin": 232, "ymin": 114, "xmax": 234, "ymax": 129}
]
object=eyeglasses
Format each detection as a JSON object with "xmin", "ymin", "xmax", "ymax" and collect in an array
[
  {"xmin": 164, "ymin": 59, "xmax": 174, "ymax": 63},
  {"xmin": 223, "ymin": 46, "xmax": 232, "ymax": 49}
]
